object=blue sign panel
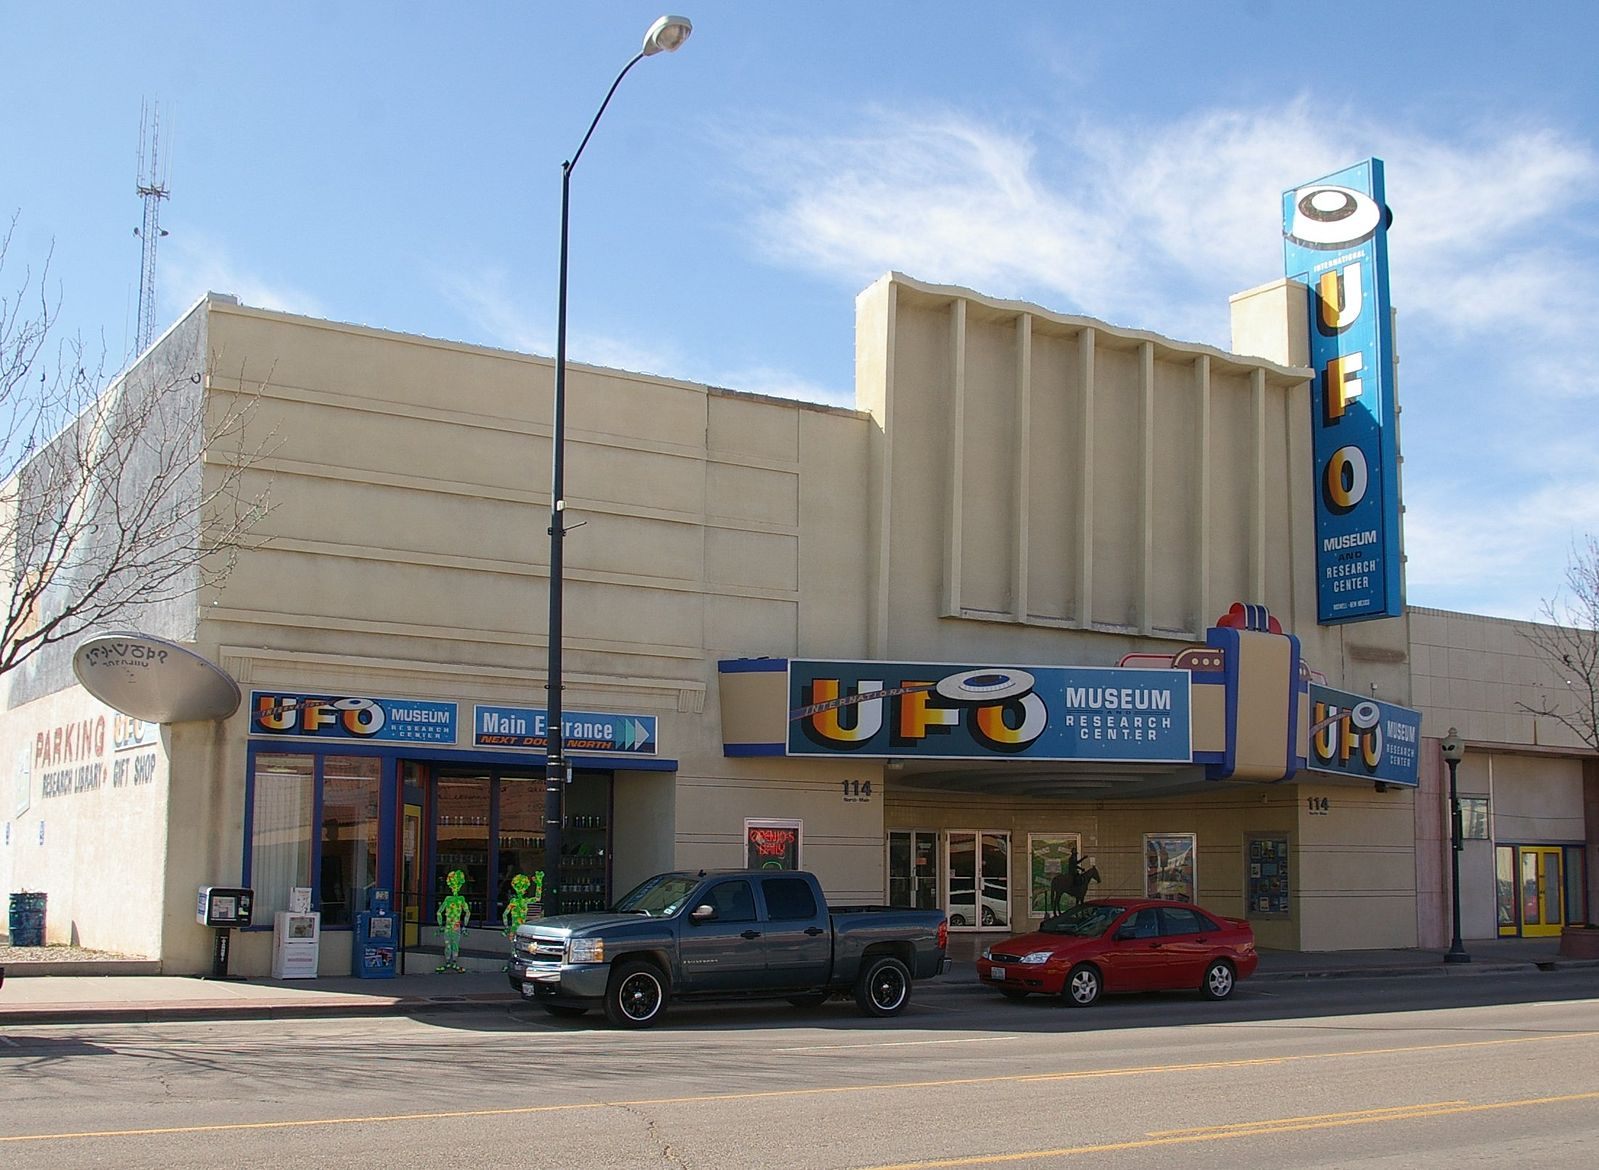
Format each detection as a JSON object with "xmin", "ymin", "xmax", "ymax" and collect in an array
[
  {"xmin": 1304, "ymin": 684, "xmax": 1420, "ymax": 787},
  {"xmin": 1283, "ymin": 158, "xmax": 1402, "ymax": 624},
  {"xmin": 472, "ymin": 705, "xmax": 657, "ymax": 755},
  {"xmin": 787, "ymin": 661, "xmax": 1191, "ymax": 763},
  {"xmin": 250, "ymin": 693, "xmax": 457, "ymax": 744}
]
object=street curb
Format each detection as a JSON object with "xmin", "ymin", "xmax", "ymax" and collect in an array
[
  {"xmin": 0, "ymin": 993, "xmax": 522, "ymax": 1027},
  {"xmin": 925, "ymin": 957, "xmax": 1599, "ymax": 995},
  {"xmin": 4, "ymin": 959, "xmax": 1594, "ymax": 1026}
]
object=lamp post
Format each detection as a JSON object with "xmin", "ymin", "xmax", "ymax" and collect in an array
[
  {"xmin": 543, "ymin": 15, "xmax": 693, "ymax": 919},
  {"xmin": 1440, "ymin": 727, "xmax": 1470, "ymax": 963}
]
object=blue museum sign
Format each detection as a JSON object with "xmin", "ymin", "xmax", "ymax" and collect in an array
[
  {"xmin": 1304, "ymin": 684, "xmax": 1420, "ymax": 787},
  {"xmin": 1283, "ymin": 158, "xmax": 1403, "ymax": 624},
  {"xmin": 787, "ymin": 661, "xmax": 1191, "ymax": 763}
]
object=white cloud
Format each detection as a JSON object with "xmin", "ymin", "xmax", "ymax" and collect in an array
[
  {"xmin": 730, "ymin": 99, "xmax": 1599, "ymax": 344},
  {"xmin": 439, "ymin": 268, "xmax": 847, "ymax": 403},
  {"xmin": 438, "ymin": 267, "xmax": 549, "ymax": 355},
  {"xmin": 1403, "ymin": 475, "xmax": 1599, "ymax": 619},
  {"xmin": 161, "ymin": 233, "xmax": 327, "ymax": 320},
  {"xmin": 711, "ymin": 364, "xmax": 853, "ymax": 408}
]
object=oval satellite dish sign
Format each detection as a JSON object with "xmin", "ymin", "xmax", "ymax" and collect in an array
[{"xmin": 72, "ymin": 632, "xmax": 241, "ymax": 723}]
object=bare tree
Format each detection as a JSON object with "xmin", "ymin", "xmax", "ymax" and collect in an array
[
  {"xmin": 1518, "ymin": 534, "xmax": 1599, "ymax": 751},
  {"xmin": 0, "ymin": 214, "xmax": 272, "ymax": 679}
]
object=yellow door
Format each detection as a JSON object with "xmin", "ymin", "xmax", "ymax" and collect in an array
[
  {"xmin": 401, "ymin": 802, "xmax": 423, "ymax": 946},
  {"xmin": 1519, "ymin": 847, "xmax": 1565, "ymax": 938}
]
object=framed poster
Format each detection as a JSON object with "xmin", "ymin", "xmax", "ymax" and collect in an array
[
  {"xmin": 1028, "ymin": 833, "xmax": 1084, "ymax": 918},
  {"xmin": 745, "ymin": 818, "xmax": 802, "ymax": 870},
  {"xmin": 1144, "ymin": 833, "xmax": 1196, "ymax": 902},
  {"xmin": 1246, "ymin": 834, "xmax": 1290, "ymax": 917}
]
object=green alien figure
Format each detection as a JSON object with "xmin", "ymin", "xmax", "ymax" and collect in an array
[
  {"xmin": 501, "ymin": 871, "xmax": 544, "ymax": 939},
  {"xmin": 435, "ymin": 868, "xmax": 471, "ymax": 972}
]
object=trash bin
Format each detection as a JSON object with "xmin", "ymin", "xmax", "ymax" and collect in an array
[{"xmin": 8, "ymin": 892, "xmax": 46, "ymax": 947}]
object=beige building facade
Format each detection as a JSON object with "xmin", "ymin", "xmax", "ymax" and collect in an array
[{"xmin": 1, "ymin": 274, "xmax": 1591, "ymax": 974}]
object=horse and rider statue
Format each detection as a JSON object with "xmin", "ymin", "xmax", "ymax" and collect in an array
[{"xmin": 1049, "ymin": 849, "xmax": 1101, "ymax": 916}]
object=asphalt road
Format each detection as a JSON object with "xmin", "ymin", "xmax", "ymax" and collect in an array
[{"xmin": 3, "ymin": 970, "xmax": 1598, "ymax": 1168}]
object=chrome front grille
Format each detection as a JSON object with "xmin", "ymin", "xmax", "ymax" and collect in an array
[{"xmin": 518, "ymin": 934, "xmax": 566, "ymax": 961}]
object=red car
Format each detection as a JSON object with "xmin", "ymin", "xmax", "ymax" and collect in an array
[{"xmin": 975, "ymin": 898, "xmax": 1258, "ymax": 1005}]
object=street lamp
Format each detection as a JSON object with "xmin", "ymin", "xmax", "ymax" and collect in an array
[
  {"xmin": 543, "ymin": 15, "xmax": 693, "ymax": 919},
  {"xmin": 1440, "ymin": 727, "xmax": 1470, "ymax": 963}
]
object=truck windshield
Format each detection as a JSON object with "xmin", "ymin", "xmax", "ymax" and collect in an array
[
  {"xmin": 612, "ymin": 874, "xmax": 703, "ymax": 917},
  {"xmin": 1039, "ymin": 904, "xmax": 1124, "ymax": 938}
]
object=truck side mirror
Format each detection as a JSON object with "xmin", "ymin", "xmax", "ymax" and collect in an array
[{"xmin": 689, "ymin": 904, "xmax": 717, "ymax": 924}]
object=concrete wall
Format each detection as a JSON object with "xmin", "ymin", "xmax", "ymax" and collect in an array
[
  {"xmin": 0, "ymin": 688, "xmax": 168, "ymax": 956},
  {"xmin": 856, "ymin": 274, "xmax": 1413, "ymax": 704},
  {"xmin": 1409, "ymin": 607, "xmax": 1595, "ymax": 941}
]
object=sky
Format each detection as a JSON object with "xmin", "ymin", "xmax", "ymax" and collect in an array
[{"xmin": 5, "ymin": 2, "xmax": 1598, "ymax": 624}]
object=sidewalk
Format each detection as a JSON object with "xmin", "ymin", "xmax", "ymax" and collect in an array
[{"xmin": 2, "ymin": 936, "xmax": 1592, "ymax": 1026}]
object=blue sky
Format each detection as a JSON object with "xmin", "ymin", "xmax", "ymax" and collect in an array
[{"xmin": 6, "ymin": 2, "xmax": 1598, "ymax": 623}]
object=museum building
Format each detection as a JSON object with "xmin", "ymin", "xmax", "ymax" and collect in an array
[{"xmin": 2, "ymin": 203, "xmax": 1593, "ymax": 975}]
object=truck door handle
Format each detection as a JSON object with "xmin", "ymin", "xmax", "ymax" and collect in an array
[
  {"xmin": 804, "ymin": 926, "xmax": 825, "ymax": 936},
  {"xmin": 741, "ymin": 930, "xmax": 761, "ymax": 940}
]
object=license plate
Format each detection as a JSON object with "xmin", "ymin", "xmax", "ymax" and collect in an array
[{"xmin": 989, "ymin": 966, "xmax": 1006, "ymax": 980}]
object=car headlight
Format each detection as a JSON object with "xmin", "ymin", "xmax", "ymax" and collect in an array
[
  {"xmin": 1020, "ymin": 951, "xmax": 1053, "ymax": 965},
  {"xmin": 981, "ymin": 947, "xmax": 993, "ymax": 961},
  {"xmin": 566, "ymin": 938, "xmax": 604, "ymax": 963}
]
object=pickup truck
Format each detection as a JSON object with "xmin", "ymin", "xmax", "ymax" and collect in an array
[{"xmin": 508, "ymin": 869, "xmax": 949, "ymax": 1027}]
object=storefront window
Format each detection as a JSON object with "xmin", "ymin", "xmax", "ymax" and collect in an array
[
  {"xmin": 497, "ymin": 776, "xmax": 546, "ymax": 921},
  {"xmin": 249, "ymin": 754, "xmax": 314, "ymax": 919},
  {"xmin": 1496, "ymin": 845, "xmax": 1518, "ymax": 935},
  {"xmin": 745, "ymin": 819, "xmax": 802, "ymax": 870},
  {"xmin": 1460, "ymin": 797, "xmax": 1489, "ymax": 840},
  {"xmin": 1246, "ymin": 835, "xmax": 1290, "ymax": 917},
  {"xmin": 1144, "ymin": 833, "xmax": 1196, "ymax": 902},
  {"xmin": 436, "ymin": 775, "xmax": 491, "ymax": 923},
  {"xmin": 320, "ymin": 756, "xmax": 380, "ymax": 927}
]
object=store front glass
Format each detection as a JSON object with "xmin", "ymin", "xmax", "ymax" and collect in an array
[
  {"xmin": 246, "ymin": 751, "xmax": 616, "ymax": 940},
  {"xmin": 248, "ymin": 754, "xmax": 314, "ymax": 920},
  {"xmin": 319, "ymin": 757, "xmax": 380, "ymax": 926},
  {"xmin": 430, "ymin": 766, "xmax": 612, "ymax": 929},
  {"xmin": 948, "ymin": 831, "xmax": 1010, "ymax": 930},
  {"xmin": 887, "ymin": 830, "xmax": 940, "ymax": 910},
  {"xmin": 1495, "ymin": 843, "xmax": 1586, "ymax": 937}
]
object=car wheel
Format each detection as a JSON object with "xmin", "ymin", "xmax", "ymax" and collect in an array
[
  {"xmin": 999, "ymin": 989, "xmax": 1030, "ymax": 1001},
  {"xmin": 603, "ymin": 961, "xmax": 669, "ymax": 1028},
  {"xmin": 1201, "ymin": 959, "xmax": 1236, "ymax": 1001},
  {"xmin": 981, "ymin": 906, "xmax": 996, "ymax": 926},
  {"xmin": 787, "ymin": 993, "xmax": 828, "ymax": 1009},
  {"xmin": 540, "ymin": 1003, "xmax": 588, "ymax": 1019},
  {"xmin": 854, "ymin": 955, "xmax": 913, "ymax": 1017},
  {"xmin": 949, "ymin": 913, "xmax": 967, "ymax": 927},
  {"xmin": 1062, "ymin": 963, "xmax": 1101, "ymax": 1007}
]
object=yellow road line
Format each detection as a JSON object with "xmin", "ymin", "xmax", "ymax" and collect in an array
[
  {"xmin": 858, "ymin": 1090, "xmax": 1599, "ymax": 1169},
  {"xmin": 3, "ymin": 1028, "xmax": 1597, "ymax": 1145}
]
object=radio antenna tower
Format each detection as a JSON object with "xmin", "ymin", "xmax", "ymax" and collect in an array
[{"xmin": 134, "ymin": 100, "xmax": 172, "ymax": 353}]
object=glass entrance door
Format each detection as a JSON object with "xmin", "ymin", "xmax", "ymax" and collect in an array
[
  {"xmin": 887, "ymin": 831, "xmax": 939, "ymax": 910},
  {"xmin": 947, "ymin": 831, "xmax": 1010, "ymax": 930},
  {"xmin": 1519, "ymin": 847, "xmax": 1565, "ymax": 937}
]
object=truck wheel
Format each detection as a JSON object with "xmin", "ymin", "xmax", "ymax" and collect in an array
[
  {"xmin": 854, "ymin": 955, "xmax": 912, "ymax": 1017},
  {"xmin": 604, "ymin": 961, "xmax": 669, "ymax": 1028}
]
